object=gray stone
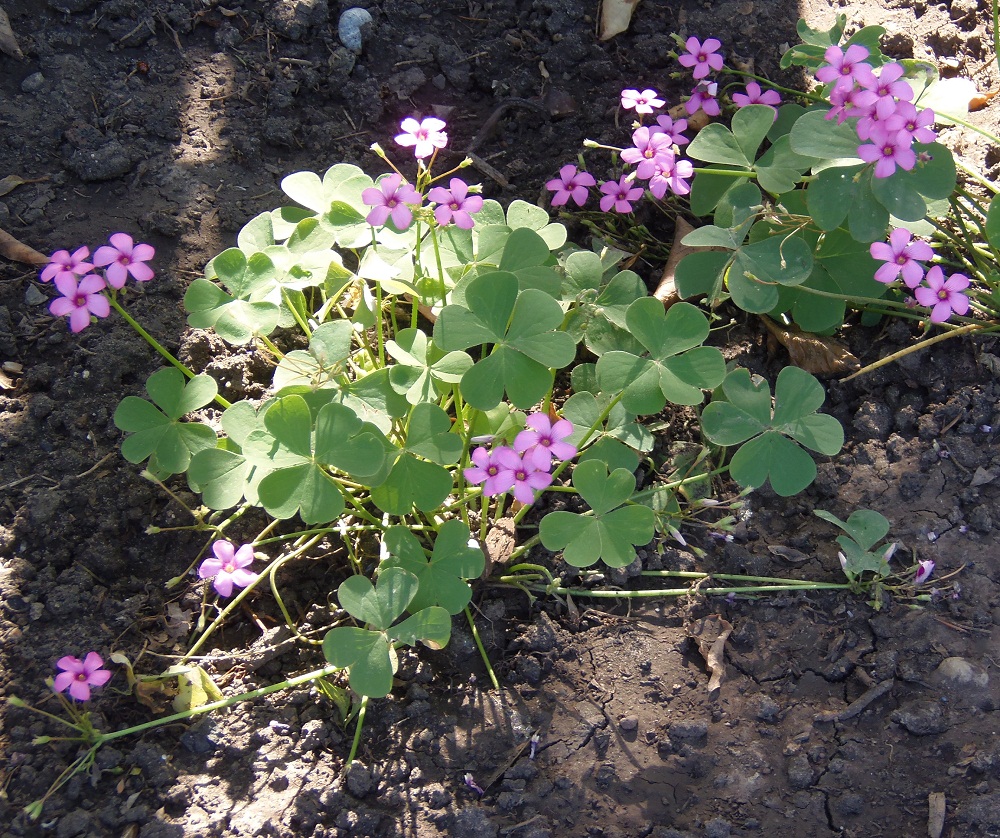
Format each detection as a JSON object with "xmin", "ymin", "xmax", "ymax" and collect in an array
[
  {"xmin": 669, "ymin": 720, "xmax": 708, "ymax": 744},
  {"xmin": 21, "ymin": 73, "xmax": 46, "ymax": 94},
  {"xmin": 56, "ymin": 809, "xmax": 91, "ymax": 838},
  {"xmin": 956, "ymin": 792, "xmax": 1000, "ymax": 828},
  {"xmin": 704, "ymin": 818, "xmax": 731, "ymax": 838},
  {"xmin": 891, "ymin": 700, "xmax": 949, "ymax": 735},
  {"xmin": 453, "ymin": 806, "xmax": 499, "ymax": 838},
  {"xmin": 619, "ymin": 715, "xmax": 638, "ymax": 731}
]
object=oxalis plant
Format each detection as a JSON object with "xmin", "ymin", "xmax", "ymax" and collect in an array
[
  {"xmin": 551, "ymin": 16, "xmax": 1000, "ymax": 356},
  {"xmin": 12, "ymin": 17, "xmax": 973, "ymax": 816}
]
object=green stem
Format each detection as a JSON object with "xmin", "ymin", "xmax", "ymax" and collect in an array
[
  {"xmin": 510, "ymin": 582, "xmax": 850, "ymax": 599},
  {"xmin": 97, "ymin": 664, "xmax": 342, "ymax": 744},
  {"xmin": 695, "ymin": 167, "xmax": 757, "ymax": 179},
  {"xmin": 346, "ymin": 694, "xmax": 369, "ymax": 765},
  {"xmin": 639, "ymin": 570, "xmax": 845, "ymax": 587},
  {"xmin": 107, "ymin": 296, "xmax": 231, "ymax": 409},
  {"xmin": 464, "ymin": 606, "xmax": 500, "ymax": 690}
]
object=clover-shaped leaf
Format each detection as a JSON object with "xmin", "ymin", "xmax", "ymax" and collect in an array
[
  {"xmin": 562, "ymin": 391, "xmax": 653, "ymax": 457},
  {"xmin": 562, "ymin": 251, "xmax": 645, "ymax": 356},
  {"xmin": 322, "ymin": 567, "xmax": 451, "ymax": 697},
  {"xmin": 815, "ymin": 509, "xmax": 893, "ymax": 579},
  {"xmin": 595, "ymin": 299, "xmax": 726, "ymax": 415},
  {"xmin": 114, "ymin": 368, "xmax": 218, "ymax": 476},
  {"xmin": 702, "ymin": 366, "xmax": 844, "ymax": 496},
  {"xmin": 185, "ymin": 249, "xmax": 280, "ymax": 345},
  {"xmin": 539, "ymin": 460, "xmax": 655, "ymax": 568},
  {"xmin": 434, "ymin": 271, "xmax": 576, "ymax": 410},
  {"xmin": 242, "ymin": 396, "xmax": 384, "ymax": 524},
  {"xmin": 278, "ymin": 164, "xmax": 375, "ymax": 247},
  {"xmin": 188, "ymin": 401, "xmax": 272, "ymax": 509},
  {"xmin": 386, "ymin": 328, "xmax": 472, "ymax": 405},
  {"xmin": 273, "ymin": 320, "xmax": 354, "ymax": 392},
  {"xmin": 370, "ymin": 403, "xmax": 460, "ymax": 515},
  {"xmin": 382, "ymin": 520, "xmax": 485, "ymax": 614}
]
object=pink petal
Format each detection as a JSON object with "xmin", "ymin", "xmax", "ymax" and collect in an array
[
  {"xmin": 77, "ymin": 274, "xmax": 106, "ymax": 295},
  {"xmin": 82, "ymin": 652, "xmax": 105, "ymax": 673},
  {"xmin": 199, "ymin": 557, "xmax": 224, "ymax": 579},
  {"xmin": 213, "ymin": 574, "xmax": 235, "ymax": 597},
  {"xmin": 108, "ymin": 233, "xmax": 134, "ymax": 252},
  {"xmin": 233, "ymin": 544, "xmax": 255, "ymax": 568},
  {"xmin": 56, "ymin": 655, "xmax": 84, "ymax": 674},
  {"xmin": 49, "ymin": 297, "xmax": 76, "ymax": 317},
  {"xmin": 229, "ymin": 568, "xmax": 258, "ymax": 588},
  {"xmin": 213, "ymin": 540, "xmax": 236, "ymax": 564},
  {"xmin": 128, "ymin": 262, "xmax": 154, "ymax": 282},
  {"xmin": 68, "ymin": 680, "xmax": 92, "ymax": 701},
  {"xmin": 104, "ymin": 263, "xmax": 128, "ymax": 289},
  {"xmin": 92, "ymin": 245, "xmax": 118, "ymax": 268},
  {"xmin": 87, "ymin": 669, "xmax": 112, "ymax": 687},
  {"xmin": 131, "ymin": 243, "xmax": 155, "ymax": 262},
  {"xmin": 69, "ymin": 307, "xmax": 92, "ymax": 332},
  {"xmin": 53, "ymin": 672, "xmax": 76, "ymax": 692}
]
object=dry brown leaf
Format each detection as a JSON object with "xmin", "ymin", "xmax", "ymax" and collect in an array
[
  {"xmin": 598, "ymin": 0, "xmax": 640, "ymax": 41},
  {"xmin": 0, "ymin": 228, "xmax": 47, "ymax": 266},
  {"xmin": 0, "ymin": 369, "xmax": 14, "ymax": 390},
  {"xmin": 970, "ymin": 88, "xmax": 999, "ymax": 112},
  {"xmin": 135, "ymin": 679, "xmax": 176, "ymax": 714},
  {"xmin": 0, "ymin": 175, "xmax": 26, "ymax": 197},
  {"xmin": 761, "ymin": 316, "xmax": 860, "ymax": 376},
  {"xmin": 0, "ymin": 7, "xmax": 23, "ymax": 60},
  {"xmin": 927, "ymin": 792, "xmax": 946, "ymax": 838},
  {"xmin": 687, "ymin": 614, "xmax": 733, "ymax": 695}
]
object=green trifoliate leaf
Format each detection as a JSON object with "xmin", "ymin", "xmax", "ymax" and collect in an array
[
  {"xmin": 382, "ymin": 520, "xmax": 485, "ymax": 614},
  {"xmin": 595, "ymin": 299, "xmax": 726, "ymax": 415},
  {"xmin": 279, "ymin": 164, "xmax": 375, "ymax": 247},
  {"xmin": 434, "ymin": 271, "xmax": 576, "ymax": 410},
  {"xmin": 538, "ymin": 461, "xmax": 655, "ymax": 569},
  {"xmin": 114, "ymin": 368, "xmax": 219, "ymax": 476},
  {"xmin": 185, "ymin": 249, "xmax": 280, "ymax": 345},
  {"xmin": 273, "ymin": 319, "xmax": 354, "ymax": 392},
  {"xmin": 386, "ymin": 328, "xmax": 472, "ymax": 405},
  {"xmin": 702, "ymin": 366, "xmax": 844, "ymax": 496}
]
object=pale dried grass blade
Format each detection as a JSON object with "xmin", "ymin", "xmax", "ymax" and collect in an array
[
  {"xmin": 0, "ymin": 6, "xmax": 24, "ymax": 60},
  {"xmin": 598, "ymin": 0, "xmax": 640, "ymax": 41}
]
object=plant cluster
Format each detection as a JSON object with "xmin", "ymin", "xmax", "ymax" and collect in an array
[{"xmin": 11, "ymin": 12, "xmax": 988, "ymax": 820}]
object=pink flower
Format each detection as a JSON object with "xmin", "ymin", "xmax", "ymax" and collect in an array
[
  {"xmin": 53, "ymin": 652, "xmax": 111, "ymax": 702},
  {"xmin": 599, "ymin": 176, "xmax": 644, "ymax": 213},
  {"xmin": 545, "ymin": 164, "xmax": 596, "ymax": 207},
  {"xmin": 677, "ymin": 37, "xmax": 724, "ymax": 80},
  {"xmin": 514, "ymin": 413, "xmax": 577, "ymax": 471},
  {"xmin": 914, "ymin": 559, "xmax": 935, "ymax": 586},
  {"xmin": 864, "ymin": 63, "xmax": 913, "ymax": 119},
  {"xmin": 49, "ymin": 273, "xmax": 110, "ymax": 333},
  {"xmin": 394, "ymin": 116, "xmax": 448, "ymax": 159},
  {"xmin": 890, "ymin": 102, "xmax": 937, "ymax": 144},
  {"xmin": 502, "ymin": 449, "xmax": 553, "ymax": 505},
  {"xmin": 92, "ymin": 233, "xmax": 155, "ymax": 289},
  {"xmin": 620, "ymin": 88, "xmax": 665, "ymax": 114},
  {"xmin": 857, "ymin": 125, "xmax": 916, "ymax": 178},
  {"xmin": 870, "ymin": 228, "xmax": 934, "ymax": 287},
  {"xmin": 825, "ymin": 84, "xmax": 877, "ymax": 124},
  {"xmin": 464, "ymin": 446, "xmax": 516, "ymax": 497},
  {"xmin": 732, "ymin": 82, "xmax": 781, "ymax": 119},
  {"xmin": 650, "ymin": 114, "xmax": 689, "ymax": 146},
  {"xmin": 40, "ymin": 246, "xmax": 93, "ymax": 285},
  {"xmin": 914, "ymin": 266, "xmax": 970, "ymax": 323},
  {"xmin": 648, "ymin": 154, "xmax": 694, "ymax": 199},
  {"xmin": 427, "ymin": 178, "xmax": 483, "ymax": 229},
  {"xmin": 815, "ymin": 44, "xmax": 876, "ymax": 93},
  {"xmin": 620, "ymin": 126, "xmax": 676, "ymax": 180},
  {"xmin": 362, "ymin": 173, "xmax": 422, "ymax": 229},
  {"xmin": 684, "ymin": 81, "xmax": 720, "ymax": 117},
  {"xmin": 199, "ymin": 541, "xmax": 259, "ymax": 597}
]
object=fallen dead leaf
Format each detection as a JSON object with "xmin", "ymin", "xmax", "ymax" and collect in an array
[
  {"xmin": 0, "ymin": 369, "xmax": 14, "ymax": 390},
  {"xmin": 687, "ymin": 614, "xmax": 733, "ymax": 696},
  {"xmin": 0, "ymin": 228, "xmax": 47, "ymax": 266},
  {"xmin": 0, "ymin": 6, "xmax": 24, "ymax": 60},
  {"xmin": 970, "ymin": 88, "xmax": 999, "ymax": 111},
  {"xmin": 654, "ymin": 216, "xmax": 730, "ymax": 307},
  {"xmin": 927, "ymin": 791, "xmax": 946, "ymax": 838},
  {"xmin": 598, "ymin": 0, "xmax": 640, "ymax": 41},
  {"xmin": 164, "ymin": 601, "xmax": 193, "ymax": 639},
  {"xmin": 761, "ymin": 315, "xmax": 860, "ymax": 376},
  {"xmin": 768, "ymin": 544, "xmax": 810, "ymax": 565}
]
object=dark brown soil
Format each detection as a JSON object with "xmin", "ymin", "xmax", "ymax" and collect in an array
[{"xmin": 2, "ymin": 1, "xmax": 1000, "ymax": 837}]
